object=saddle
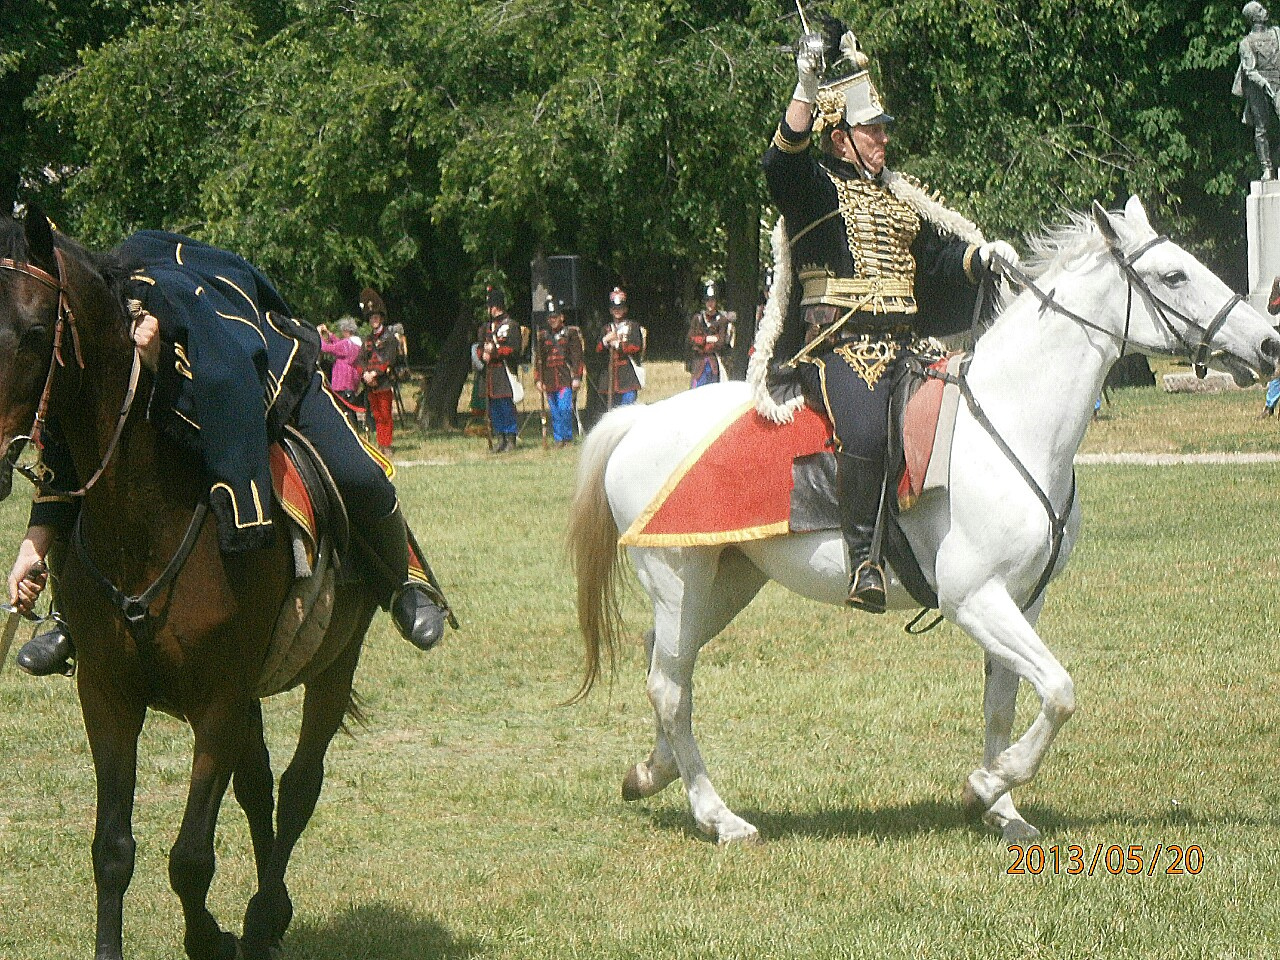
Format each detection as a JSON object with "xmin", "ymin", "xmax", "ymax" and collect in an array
[{"xmin": 790, "ymin": 354, "xmax": 965, "ymax": 610}]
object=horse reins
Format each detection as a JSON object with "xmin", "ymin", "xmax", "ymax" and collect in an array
[
  {"xmin": 926, "ymin": 233, "xmax": 1247, "ymax": 612},
  {"xmin": 0, "ymin": 247, "xmax": 200, "ymax": 648},
  {"xmin": 989, "ymin": 236, "xmax": 1246, "ymax": 378},
  {"xmin": 0, "ymin": 251, "xmax": 142, "ymax": 497}
]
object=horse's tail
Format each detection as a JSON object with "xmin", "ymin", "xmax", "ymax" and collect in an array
[{"xmin": 566, "ymin": 404, "xmax": 646, "ymax": 703}]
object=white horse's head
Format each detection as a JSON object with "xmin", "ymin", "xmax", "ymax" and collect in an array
[{"xmin": 1092, "ymin": 195, "xmax": 1280, "ymax": 385}]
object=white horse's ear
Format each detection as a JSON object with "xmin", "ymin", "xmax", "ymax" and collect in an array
[
  {"xmin": 1092, "ymin": 200, "xmax": 1122, "ymax": 248},
  {"xmin": 1123, "ymin": 195, "xmax": 1152, "ymax": 234}
]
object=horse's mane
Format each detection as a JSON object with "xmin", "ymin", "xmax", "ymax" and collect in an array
[
  {"xmin": 1, "ymin": 216, "xmax": 132, "ymax": 309},
  {"xmin": 989, "ymin": 209, "xmax": 1111, "ymax": 319}
]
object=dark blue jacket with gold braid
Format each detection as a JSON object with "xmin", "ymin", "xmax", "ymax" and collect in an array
[{"xmin": 120, "ymin": 231, "xmax": 320, "ymax": 553}]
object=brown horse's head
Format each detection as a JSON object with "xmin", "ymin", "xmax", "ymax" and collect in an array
[
  {"xmin": 0, "ymin": 209, "xmax": 66, "ymax": 501},
  {"xmin": 0, "ymin": 208, "xmax": 129, "ymax": 502}
]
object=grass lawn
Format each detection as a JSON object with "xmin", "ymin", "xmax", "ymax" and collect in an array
[{"xmin": 2, "ymin": 369, "xmax": 1279, "ymax": 958}]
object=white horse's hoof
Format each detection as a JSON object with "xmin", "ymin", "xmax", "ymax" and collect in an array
[
  {"xmin": 621, "ymin": 762, "xmax": 675, "ymax": 801},
  {"xmin": 960, "ymin": 779, "xmax": 985, "ymax": 820},
  {"xmin": 998, "ymin": 818, "xmax": 1041, "ymax": 841},
  {"xmin": 716, "ymin": 825, "xmax": 762, "ymax": 847},
  {"xmin": 622, "ymin": 765, "xmax": 646, "ymax": 802}
]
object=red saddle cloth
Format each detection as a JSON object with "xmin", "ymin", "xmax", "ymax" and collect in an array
[
  {"xmin": 619, "ymin": 358, "xmax": 956, "ymax": 549},
  {"xmin": 267, "ymin": 441, "xmax": 430, "ymax": 583},
  {"xmin": 619, "ymin": 402, "xmax": 831, "ymax": 547}
]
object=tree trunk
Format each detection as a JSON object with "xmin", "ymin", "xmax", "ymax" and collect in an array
[
  {"xmin": 418, "ymin": 305, "xmax": 476, "ymax": 430},
  {"xmin": 724, "ymin": 195, "xmax": 761, "ymax": 379}
]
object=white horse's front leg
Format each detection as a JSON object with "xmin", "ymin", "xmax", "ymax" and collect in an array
[
  {"xmin": 963, "ymin": 656, "xmax": 1041, "ymax": 840},
  {"xmin": 950, "ymin": 584, "xmax": 1075, "ymax": 831}
]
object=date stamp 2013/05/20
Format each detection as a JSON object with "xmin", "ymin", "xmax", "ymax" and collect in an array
[{"xmin": 1007, "ymin": 843, "xmax": 1204, "ymax": 877}]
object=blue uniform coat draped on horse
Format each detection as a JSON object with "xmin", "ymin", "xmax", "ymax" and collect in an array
[{"xmin": 120, "ymin": 231, "xmax": 321, "ymax": 552}]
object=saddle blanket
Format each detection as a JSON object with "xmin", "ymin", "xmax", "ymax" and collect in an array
[
  {"xmin": 269, "ymin": 443, "xmax": 318, "ymax": 568},
  {"xmin": 618, "ymin": 355, "xmax": 964, "ymax": 549}
]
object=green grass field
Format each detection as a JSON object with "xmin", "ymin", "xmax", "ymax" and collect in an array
[{"xmin": 3, "ymin": 367, "xmax": 1280, "ymax": 958}]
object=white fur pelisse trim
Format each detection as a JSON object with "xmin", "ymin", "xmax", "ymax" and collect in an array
[
  {"xmin": 882, "ymin": 169, "xmax": 986, "ymax": 245},
  {"xmin": 748, "ymin": 219, "xmax": 808, "ymax": 424}
]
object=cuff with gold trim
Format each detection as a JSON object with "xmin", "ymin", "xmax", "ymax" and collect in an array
[{"xmin": 772, "ymin": 117, "xmax": 811, "ymax": 154}]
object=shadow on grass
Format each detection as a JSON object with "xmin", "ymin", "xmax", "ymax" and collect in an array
[
  {"xmin": 642, "ymin": 797, "xmax": 1280, "ymax": 843},
  {"xmin": 644, "ymin": 797, "xmax": 969, "ymax": 842},
  {"xmin": 284, "ymin": 903, "xmax": 481, "ymax": 960}
]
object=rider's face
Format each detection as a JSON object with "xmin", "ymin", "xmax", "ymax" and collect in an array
[{"xmin": 845, "ymin": 123, "xmax": 889, "ymax": 175}]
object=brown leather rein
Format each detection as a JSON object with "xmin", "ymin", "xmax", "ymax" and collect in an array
[{"xmin": 0, "ymin": 251, "xmax": 142, "ymax": 498}]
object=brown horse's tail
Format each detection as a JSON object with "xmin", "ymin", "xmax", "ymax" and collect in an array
[{"xmin": 566, "ymin": 404, "xmax": 646, "ymax": 703}]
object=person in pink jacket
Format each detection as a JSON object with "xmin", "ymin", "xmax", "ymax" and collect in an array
[{"xmin": 318, "ymin": 316, "xmax": 364, "ymax": 428}]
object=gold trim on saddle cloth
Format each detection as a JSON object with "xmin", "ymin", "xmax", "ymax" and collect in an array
[{"xmin": 618, "ymin": 402, "xmax": 793, "ymax": 547}]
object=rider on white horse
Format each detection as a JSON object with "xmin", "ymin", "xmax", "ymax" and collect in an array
[{"xmin": 759, "ymin": 17, "xmax": 1020, "ymax": 613}]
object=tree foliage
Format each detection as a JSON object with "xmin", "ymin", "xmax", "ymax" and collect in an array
[{"xmin": 11, "ymin": 0, "xmax": 1262, "ymax": 386}]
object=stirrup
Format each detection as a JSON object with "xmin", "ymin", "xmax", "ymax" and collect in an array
[
  {"xmin": 847, "ymin": 560, "xmax": 887, "ymax": 614},
  {"xmin": 15, "ymin": 619, "xmax": 76, "ymax": 677}
]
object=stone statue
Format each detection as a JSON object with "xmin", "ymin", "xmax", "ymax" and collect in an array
[{"xmin": 1235, "ymin": 1, "xmax": 1280, "ymax": 180}]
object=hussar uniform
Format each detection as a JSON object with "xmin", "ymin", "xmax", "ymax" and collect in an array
[
  {"xmin": 358, "ymin": 289, "xmax": 400, "ymax": 451},
  {"xmin": 753, "ymin": 23, "xmax": 1008, "ymax": 613},
  {"xmin": 478, "ymin": 286, "xmax": 522, "ymax": 451},
  {"xmin": 598, "ymin": 288, "xmax": 644, "ymax": 406},
  {"xmin": 15, "ymin": 232, "xmax": 454, "ymax": 676},
  {"xmin": 688, "ymin": 287, "xmax": 732, "ymax": 388}
]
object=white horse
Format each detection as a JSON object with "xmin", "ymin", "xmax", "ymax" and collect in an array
[{"xmin": 569, "ymin": 197, "xmax": 1280, "ymax": 844}]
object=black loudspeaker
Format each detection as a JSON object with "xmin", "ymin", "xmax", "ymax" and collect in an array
[{"xmin": 531, "ymin": 254, "xmax": 582, "ymax": 314}]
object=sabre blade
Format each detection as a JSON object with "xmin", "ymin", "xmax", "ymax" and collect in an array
[
  {"xmin": 794, "ymin": 0, "xmax": 812, "ymax": 37},
  {"xmin": 0, "ymin": 608, "xmax": 22, "ymax": 674}
]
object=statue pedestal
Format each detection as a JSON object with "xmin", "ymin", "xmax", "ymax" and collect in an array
[{"xmin": 1246, "ymin": 179, "xmax": 1280, "ymax": 313}]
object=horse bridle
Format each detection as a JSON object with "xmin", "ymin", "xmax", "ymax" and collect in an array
[
  {"xmin": 0, "ymin": 250, "xmax": 141, "ymax": 497},
  {"xmin": 991, "ymin": 233, "xmax": 1246, "ymax": 378},
  {"xmin": 0, "ymin": 245, "xmax": 201, "ymax": 651},
  {"xmin": 926, "ymin": 231, "xmax": 1246, "ymax": 614}
]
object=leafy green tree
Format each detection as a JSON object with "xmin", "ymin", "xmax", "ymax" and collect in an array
[{"xmin": 21, "ymin": 0, "xmax": 1265, "ymax": 427}]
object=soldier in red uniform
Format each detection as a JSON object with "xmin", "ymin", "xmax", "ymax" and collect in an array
[
  {"xmin": 534, "ymin": 298, "xmax": 585, "ymax": 446},
  {"xmin": 357, "ymin": 289, "xmax": 399, "ymax": 456},
  {"xmin": 687, "ymin": 281, "xmax": 733, "ymax": 388},
  {"xmin": 477, "ymin": 286, "xmax": 522, "ymax": 452},
  {"xmin": 597, "ymin": 287, "xmax": 644, "ymax": 407}
]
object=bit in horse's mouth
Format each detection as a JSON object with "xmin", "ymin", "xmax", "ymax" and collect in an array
[{"xmin": 1216, "ymin": 352, "xmax": 1264, "ymax": 387}]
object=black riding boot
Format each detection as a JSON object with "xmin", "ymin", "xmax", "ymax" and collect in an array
[
  {"xmin": 360, "ymin": 505, "xmax": 450, "ymax": 651},
  {"xmin": 836, "ymin": 451, "xmax": 887, "ymax": 614},
  {"xmin": 15, "ymin": 618, "xmax": 75, "ymax": 677}
]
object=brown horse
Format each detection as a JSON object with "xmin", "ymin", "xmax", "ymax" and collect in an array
[{"xmin": 0, "ymin": 210, "xmax": 379, "ymax": 960}]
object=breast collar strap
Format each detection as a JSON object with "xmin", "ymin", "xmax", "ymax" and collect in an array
[
  {"xmin": 73, "ymin": 502, "xmax": 209, "ymax": 647},
  {"xmin": 924, "ymin": 357, "xmax": 1073, "ymax": 613}
]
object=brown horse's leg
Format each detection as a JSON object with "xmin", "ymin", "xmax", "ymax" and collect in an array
[
  {"xmin": 169, "ymin": 699, "xmax": 253, "ymax": 960},
  {"xmin": 241, "ymin": 635, "xmax": 363, "ymax": 960},
  {"xmin": 233, "ymin": 701, "xmax": 275, "ymax": 889},
  {"xmin": 79, "ymin": 679, "xmax": 146, "ymax": 960}
]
